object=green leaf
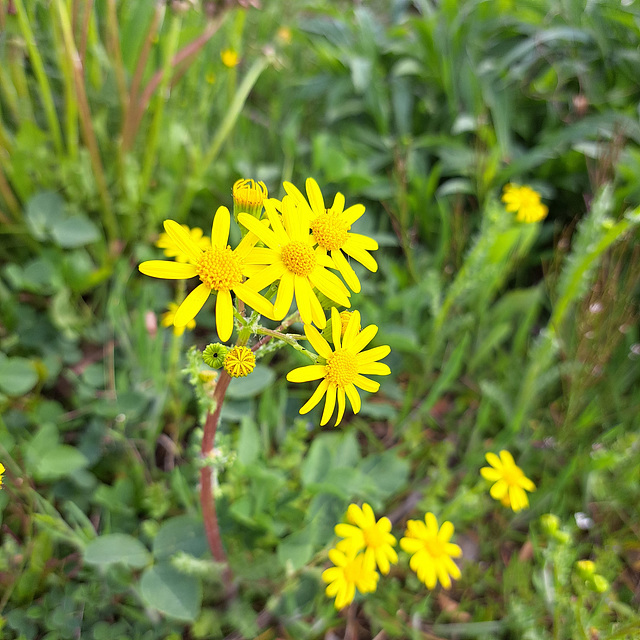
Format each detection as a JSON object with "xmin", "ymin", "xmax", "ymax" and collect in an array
[
  {"xmin": 140, "ymin": 562, "xmax": 202, "ymax": 622},
  {"xmin": 153, "ymin": 516, "xmax": 208, "ymax": 560},
  {"xmin": 277, "ymin": 527, "xmax": 315, "ymax": 571},
  {"xmin": 226, "ymin": 365, "xmax": 275, "ymax": 399},
  {"xmin": 0, "ymin": 354, "xmax": 39, "ymax": 396},
  {"xmin": 25, "ymin": 191, "xmax": 65, "ymax": 241},
  {"xmin": 35, "ymin": 445, "xmax": 89, "ymax": 481},
  {"xmin": 50, "ymin": 215, "xmax": 100, "ymax": 248},
  {"xmin": 84, "ymin": 534, "xmax": 151, "ymax": 569},
  {"xmin": 237, "ymin": 416, "xmax": 260, "ymax": 465}
]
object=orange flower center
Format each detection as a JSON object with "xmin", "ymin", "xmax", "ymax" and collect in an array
[
  {"xmin": 196, "ymin": 247, "xmax": 242, "ymax": 291},
  {"xmin": 281, "ymin": 241, "xmax": 317, "ymax": 277},
  {"xmin": 311, "ymin": 213, "xmax": 349, "ymax": 251},
  {"xmin": 325, "ymin": 349, "xmax": 358, "ymax": 388},
  {"xmin": 224, "ymin": 346, "xmax": 255, "ymax": 378}
]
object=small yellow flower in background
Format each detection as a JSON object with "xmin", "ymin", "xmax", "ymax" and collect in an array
[
  {"xmin": 161, "ymin": 302, "xmax": 196, "ymax": 336},
  {"xmin": 239, "ymin": 197, "xmax": 351, "ymax": 329},
  {"xmin": 502, "ymin": 184, "xmax": 548, "ymax": 223},
  {"xmin": 223, "ymin": 346, "xmax": 255, "ymax": 378},
  {"xmin": 221, "ymin": 48, "xmax": 239, "ymax": 68},
  {"xmin": 232, "ymin": 179, "xmax": 268, "ymax": 219},
  {"xmin": 480, "ymin": 450, "xmax": 536, "ymax": 512},
  {"xmin": 156, "ymin": 225, "xmax": 211, "ymax": 263},
  {"xmin": 277, "ymin": 26, "xmax": 292, "ymax": 44},
  {"xmin": 139, "ymin": 206, "xmax": 275, "ymax": 341},
  {"xmin": 284, "ymin": 178, "xmax": 378, "ymax": 293},
  {"xmin": 322, "ymin": 546, "xmax": 379, "ymax": 610},
  {"xmin": 576, "ymin": 560, "xmax": 596, "ymax": 579},
  {"xmin": 0, "ymin": 462, "xmax": 5, "ymax": 488},
  {"xmin": 400, "ymin": 513, "xmax": 462, "ymax": 590},
  {"xmin": 335, "ymin": 503, "xmax": 398, "ymax": 575},
  {"xmin": 286, "ymin": 308, "xmax": 391, "ymax": 426}
]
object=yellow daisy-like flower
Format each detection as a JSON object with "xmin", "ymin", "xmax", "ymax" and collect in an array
[
  {"xmin": 161, "ymin": 302, "xmax": 196, "ymax": 336},
  {"xmin": 286, "ymin": 308, "xmax": 391, "ymax": 426},
  {"xmin": 0, "ymin": 462, "xmax": 4, "ymax": 488},
  {"xmin": 335, "ymin": 503, "xmax": 398, "ymax": 575},
  {"xmin": 238, "ymin": 197, "xmax": 351, "ymax": 329},
  {"xmin": 283, "ymin": 178, "xmax": 378, "ymax": 293},
  {"xmin": 139, "ymin": 206, "xmax": 275, "ymax": 342},
  {"xmin": 501, "ymin": 184, "xmax": 548, "ymax": 223},
  {"xmin": 156, "ymin": 224, "xmax": 211, "ymax": 263},
  {"xmin": 221, "ymin": 48, "xmax": 239, "ymax": 68},
  {"xmin": 480, "ymin": 450, "xmax": 536, "ymax": 512},
  {"xmin": 322, "ymin": 547, "xmax": 379, "ymax": 610},
  {"xmin": 400, "ymin": 513, "xmax": 462, "ymax": 590},
  {"xmin": 223, "ymin": 345, "xmax": 255, "ymax": 378}
]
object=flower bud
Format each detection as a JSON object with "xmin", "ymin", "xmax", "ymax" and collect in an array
[{"xmin": 203, "ymin": 343, "xmax": 228, "ymax": 368}]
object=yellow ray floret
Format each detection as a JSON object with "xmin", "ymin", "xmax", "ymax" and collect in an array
[
  {"xmin": 286, "ymin": 308, "xmax": 391, "ymax": 426},
  {"xmin": 322, "ymin": 547, "xmax": 379, "ymax": 610},
  {"xmin": 139, "ymin": 206, "xmax": 275, "ymax": 342},
  {"xmin": 156, "ymin": 224, "xmax": 211, "ymax": 263},
  {"xmin": 335, "ymin": 503, "xmax": 398, "ymax": 575},
  {"xmin": 239, "ymin": 197, "xmax": 352, "ymax": 329},
  {"xmin": 161, "ymin": 302, "xmax": 196, "ymax": 336},
  {"xmin": 480, "ymin": 450, "xmax": 536, "ymax": 512},
  {"xmin": 400, "ymin": 512, "xmax": 462, "ymax": 590},
  {"xmin": 283, "ymin": 177, "xmax": 378, "ymax": 293},
  {"xmin": 502, "ymin": 184, "xmax": 548, "ymax": 223}
]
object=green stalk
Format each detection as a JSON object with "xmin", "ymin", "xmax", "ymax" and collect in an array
[
  {"xmin": 55, "ymin": 0, "xmax": 116, "ymax": 241},
  {"xmin": 105, "ymin": 0, "xmax": 128, "ymax": 113},
  {"xmin": 139, "ymin": 14, "xmax": 183, "ymax": 202},
  {"xmin": 13, "ymin": 0, "xmax": 64, "ymax": 154},
  {"xmin": 176, "ymin": 56, "xmax": 270, "ymax": 218}
]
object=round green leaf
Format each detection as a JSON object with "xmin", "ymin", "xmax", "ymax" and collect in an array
[
  {"xmin": 153, "ymin": 516, "xmax": 208, "ymax": 560},
  {"xmin": 50, "ymin": 215, "xmax": 100, "ymax": 248},
  {"xmin": 226, "ymin": 365, "xmax": 275, "ymax": 399},
  {"xmin": 0, "ymin": 355, "xmax": 39, "ymax": 396},
  {"xmin": 140, "ymin": 562, "xmax": 202, "ymax": 622},
  {"xmin": 84, "ymin": 534, "xmax": 151, "ymax": 569}
]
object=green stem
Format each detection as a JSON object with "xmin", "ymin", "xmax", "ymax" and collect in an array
[{"xmin": 13, "ymin": 0, "xmax": 64, "ymax": 154}]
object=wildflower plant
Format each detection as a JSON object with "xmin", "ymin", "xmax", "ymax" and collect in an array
[
  {"xmin": 481, "ymin": 450, "xmax": 536, "ymax": 512},
  {"xmin": 138, "ymin": 178, "xmax": 389, "ymax": 572}
]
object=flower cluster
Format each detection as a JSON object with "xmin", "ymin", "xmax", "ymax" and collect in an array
[
  {"xmin": 480, "ymin": 450, "xmax": 536, "ymax": 512},
  {"xmin": 502, "ymin": 184, "xmax": 548, "ymax": 223},
  {"xmin": 323, "ymin": 503, "xmax": 463, "ymax": 609}
]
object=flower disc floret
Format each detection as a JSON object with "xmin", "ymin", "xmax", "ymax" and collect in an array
[
  {"xmin": 196, "ymin": 246, "xmax": 243, "ymax": 291},
  {"xmin": 311, "ymin": 213, "xmax": 349, "ymax": 251},
  {"xmin": 224, "ymin": 346, "xmax": 255, "ymax": 378},
  {"xmin": 280, "ymin": 241, "xmax": 317, "ymax": 277},
  {"xmin": 325, "ymin": 349, "xmax": 358, "ymax": 388}
]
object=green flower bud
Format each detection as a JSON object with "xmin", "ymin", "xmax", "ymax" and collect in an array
[
  {"xmin": 203, "ymin": 343, "xmax": 228, "ymax": 368},
  {"xmin": 552, "ymin": 530, "xmax": 571, "ymax": 544},
  {"xmin": 592, "ymin": 574, "xmax": 609, "ymax": 593},
  {"xmin": 540, "ymin": 513, "xmax": 560, "ymax": 535},
  {"xmin": 576, "ymin": 560, "xmax": 596, "ymax": 579}
]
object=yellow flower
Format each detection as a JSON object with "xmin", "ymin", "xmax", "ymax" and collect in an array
[
  {"xmin": 283, "ymin": 178, "xmax": 378, "ymax": 293},
  {"xmin": 161, "ymin": 302, "xmax": 196, "ymax": 336},
  {"xmin": 277, "ymin": 26, "xmax": 292, "ymax": 44},
  {"xmin": 0, "ymin": 462, "xmax": 4, "ymax": 488},
  {"xmin": 400, "ymin": 513, "xmax": 462, "ymax": 590},
  {"xmin": 238, "ymin": 197, "xmax": 351, "ymax": 329},
  {"xmin": 480, "ymin": 450, "xmax": 536, "ymax": 512},
  {"xmin": 322, "ymin": 547, "xmax": 379, "ymax": 610},
  {"xmin": 224, "ymin": 345, "xmax": 255, "ymax": 378},
  {"xmin": 232, "ymin": 178, "xmax": 268, "ymax": 218},
  {"xmin": 286, "ymin": 308, "xmax": 391, "ymax": 426},
  {"xmin": 501, "ymin": 184, "xmax": 548, "ymax": 223},
  {"xmin": 335, "ymin": 503, "xmax": 398, "ymax": 575},
  {"xmin": 139, "ymin": 206, "xmax": 275, "ymax": 342},
  {"xmin": 221, "ymin": 48, "xmax": 239, "ymax": 68},
  {"xmin": 156, "ymin": 224, "xmax": 211, "ymax": 263}
]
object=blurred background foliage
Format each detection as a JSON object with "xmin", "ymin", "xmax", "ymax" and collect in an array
[{"xmin": 0, "ymin": 0, "xmax": 639, "ymax": 638}]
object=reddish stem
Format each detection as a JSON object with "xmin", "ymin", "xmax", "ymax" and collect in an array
[{"xmin": 199, "ymin": 370, "xmax": 232, "ymax": 563}]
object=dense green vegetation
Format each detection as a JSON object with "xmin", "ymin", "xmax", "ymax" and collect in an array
[{"xmin": 1, "ymin": 1, "xmax": 639, "ymax": 638}]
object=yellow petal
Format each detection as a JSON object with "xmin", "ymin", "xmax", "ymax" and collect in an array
[
  {"xmin": 294, "ymin": 275, "xmax": 313, "ymax": 325},
  {"xmin": 139, "ymin": 261, "xmax": 198, "ymax": 279},
  {"xmin": 331, "ymin": 307, "xmax": 342, "ymax": 349},
  {"xmin": 320, "ymin": 384, "xmax": 337, "ymax": 425},
  {"xmin": 163, "ymin": 220, "xmax": 203, "ymax": 263},
  {"xmin": 233, "ymin": 282, "xmax": 275, "ymax": 319},
  {"xmin": 265, "ymin": 198, "xmax": 292, "ymax": 245},
  {"xmin": 332, "ymin": 249, "xmax": 361, "ymax": 293},
  {"xmin": 350, "ymin": 324, "xmax": 378, "ymax": 354},
  {"xmin": 490, "ymin": 479, "xmax": 508, "ymax": 500},
  {"xmin": 353, "ymin": 374, "xmax": 379, "ymax": 393},
  {"xmin": 211, "ymin": 206, "xmax": 230, "ymax": 248},
  {"xmin": 305, "ymin": 177, "xmax": 325, "ymax": 216},
  {"xmin": 357, "ymin": 362, "xmax": 391, "ymax": 376},
  {"xmin": 343, "ymin": 240, "xmax": 378, "ymax": 271},
  {"xmin": 485, "ymin": 452, "xmax": 502, "ymax": 469},
  {"xmin": 480, "ymin": 467, "xmax": 502, "ymax": 482},
  {"xmin": 304, "ymin": 324, "xmax": 333, "ymax": 359},
  {"xmin": 345, "ymin": 384, "xmax": 361, "ymax": 414},
  {"xmin": 308, "ymin": 268, "xmax": 351, "ymax": 308},
  {"xmin": 244, "ymin": 261, "xmax": 286, "ymax": 292},
  {"xmin": 238, "ymin": 211, "xmax": 282, "ymax": 250},
  {"xmin": 215, "ymin": 289, "xmax": 233, "ymax": 342},
  {"xmin": 356, "ymin": 345, "xmax": 390, "ymax": 365},
  {"xmin": 334, "ymin": 387, "xmax": 346, "ymax": 425},
  {"xmin": 286, "ymin": 365, "xmax": 326, "ymax": 383},
  {"xmin": 299, "ymin": 379, "xmax": 329, "ymax": 414},
  {"xmin": 309, "ymin": 291, "xmax": 326, "ymax": 329},
  {"xmin": 274, "ymin": 271, "xmax": 295, "ymax": 318},
  {"xmin": 342, "ymin": 203, "xmax": 365, "ymax": 226},
  {"xmin": 174, "ymin": 283, "xmax": 210, "ymax": 327}
]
